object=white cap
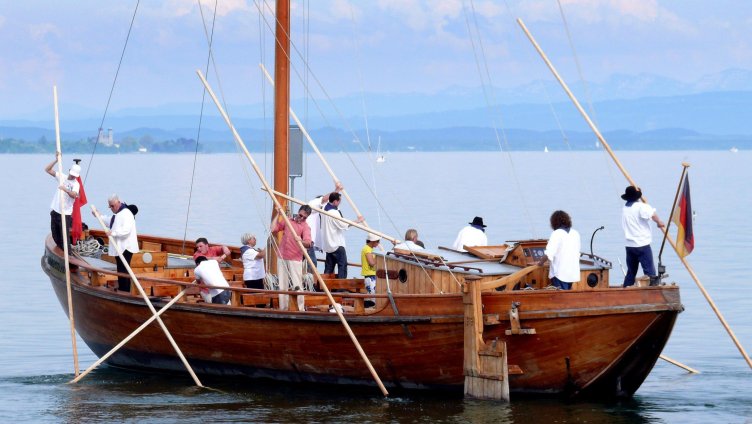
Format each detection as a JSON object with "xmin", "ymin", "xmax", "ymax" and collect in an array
[
  {"xmin": 367, "ymin": 233, "xmax": 381, "ymax": 242},
  {"xmin": 69, "ymin": 164, "xmax": 81, "ymax": 178}
]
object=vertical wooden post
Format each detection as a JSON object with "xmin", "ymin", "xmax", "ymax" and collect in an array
[{"xmin": 463, "ymin": 280, "xmax": 509, "ymax": 401}]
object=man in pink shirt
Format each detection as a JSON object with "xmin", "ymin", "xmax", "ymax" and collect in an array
[
  {"xmin": 272, "ymin": 205, "xmax": 313, "ymax": 311},
  {"xmin": 193, "ymin": 237, "xmax": 231, "ymax": 262}
]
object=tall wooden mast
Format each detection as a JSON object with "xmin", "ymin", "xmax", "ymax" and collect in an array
[
  {"xmin": 273, "ymin": 0, "xmax": 290, "ymax": 211},
  {"xmin": 269, "ymin": 0, "xmax": 290, "ymax": 271}
]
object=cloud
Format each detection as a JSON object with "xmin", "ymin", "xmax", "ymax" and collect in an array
[
  {"xmin": 147, "ymin": 0, "xmax": 251, "ymax": 19},
  {"xmin": 29, "ymin": 22, "xmax": 61, "ymax": 41}
]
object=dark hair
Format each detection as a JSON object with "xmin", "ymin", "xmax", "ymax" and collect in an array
[
  {"xmin": 195, "ymin": 255, "xmax": 208, "ymax": 265},
  {"xmin": 550, "ymin": 210, "xmax": 572, "ymax": 230},
  {"xmin": 195, "ymin": 237, "xmax": 208, "ymax": 245},
  {"xmin": 329, "ymin": 192, "xmax": 341, "ymax": 203},
  {"xmin": 299, "ymin": 205, "xmax": 312, "ymax": 215}
]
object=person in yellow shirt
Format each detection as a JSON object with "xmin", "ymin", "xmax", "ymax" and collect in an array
[{"xmin": 361, "ymin": 233, "xmax": 380, "ymax": 308}]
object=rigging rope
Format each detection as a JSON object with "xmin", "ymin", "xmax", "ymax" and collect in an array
[
  {"xmin": 83, "ymin": 0, "xmax": 141, "ymax": 184},
  {"xmin": 181, "ymin": 0, "xmax": 219, "ymax": 254},
  {"xmin": 461, "ymin": 0, "xmax": 538, "ymax": 236},
  {"xmin": 554, "ymin": 0, "xmax": 627, "ymax": 209}
]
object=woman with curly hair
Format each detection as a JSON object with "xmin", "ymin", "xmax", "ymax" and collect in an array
[{"xmin": 537, "ymin": 210, "xmax": 581, "ymax": 290}]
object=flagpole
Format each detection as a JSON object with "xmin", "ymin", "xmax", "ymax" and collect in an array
[
  {"xmin": 517, "ymin": 18, "xmax": 752, "ymax": 371},
  {"xmin": 659, "ymin": 163, "xmax": 689, "ymax": 262},
  {"xmin": 53, "ymin": 86, "xmax": 80, "ymax": 376}
]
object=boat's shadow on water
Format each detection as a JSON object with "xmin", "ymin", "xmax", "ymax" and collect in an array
[{"xmin": 8, "ymin": 367, "xmax": 659, "ymax": 423}]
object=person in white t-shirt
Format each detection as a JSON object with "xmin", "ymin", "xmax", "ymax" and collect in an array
[
  {"xmin": 45, "ymin": 155, "xmax": 80, "ymax": 249},
  {"xmin": 620, "ymin": 186, "xmax": 665, "ymax": 287},
  {"xmin": 452, "ymin": 217, "xmax": 488, "ymax": 252},
  {"xmin": 537, "ymin": 210, "xmax": 581, "ymax": 290},
  {"xmin": 394, "ymin": 228, "xmax": 425, "ymax": 251},
  {"xmin": 194, "ymin": 256, "xmax": 231, "ymax": 304},
  {"xmin": 305, "ymin": 183, "xmax": 342, "ymax": 271},
  {"xmin": 240, "ymin": 233, "xmax": 266, "ymax": 289}
]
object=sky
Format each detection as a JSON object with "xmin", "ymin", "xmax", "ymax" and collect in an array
[{"xmin": 1, "ymin": 0, "xmax": 751, "ymax": 120}]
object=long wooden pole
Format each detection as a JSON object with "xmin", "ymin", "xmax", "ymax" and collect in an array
[
  {"xmin": 89, "ymin": 206, "xmax": 204, "ymax": 387},
  {"xmin": 659, "ymin": 163, "xmax": 689, "ymax": 260},
  {"xmin": 70, "ymin": 289, "xmax": 187, "ymax": 383},
  {"xmin": 262, "ymin": 188, "xmax": 399, "ymax": 244},
  {"xmin": 260, "ymin": 64, "xmax": 366, "ymax": 224},
  {"xmin": 517, "ymin": 18, "xmax": 752, "ymax": 370},
  {"xmin": 197, "ymin": 70, "xmax": 389, "ymax": 396},
  {"xmin": 53, "ymin": 86, "xmax": 80, "ymax": 377}
]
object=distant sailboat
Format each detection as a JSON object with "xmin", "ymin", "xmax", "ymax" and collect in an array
[
  {"xmin": 730, "ymin": 147, "xmax": 739, "ymax": 153},
  {"xmin": 376, "ymin": 136, "xmax": 386, "ymax": 163},
  {"xmin": 543, "ymin": 146, "xmax": 549, "ymax": 153}
]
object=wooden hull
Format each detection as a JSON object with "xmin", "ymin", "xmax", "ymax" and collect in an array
[{"xmin": 42, "ymin": 240, "xmax": 681, "ymax": 398}]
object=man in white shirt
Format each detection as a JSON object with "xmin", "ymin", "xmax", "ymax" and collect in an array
[
  {"xmin": 193, "ymin": 256, "xmax": 231, "ymax": 304},
  {"xmin": 538, "ymin": 210, "xmax": 581, "ymax": 290},
  {"xmin": 321, "ymin": 192, "xmax": 364, "ymax": 278},
  {"xmin": 620, "ymin": 186, "xmax": 665, "ymax": 287},
  {"xmin": 45, "ymin": 155, "xmax": 80, "ymax": 249},
  {"xmin": 452, "ymin": 217, "xmax": 488, "ymax": 252},
  {"xmin": 305, "ymin": 183, "xmax": 342, "ymax": 271},
  {"xmin": 102, "ymin": 194, "xmax": 139, "ymax": 292}
]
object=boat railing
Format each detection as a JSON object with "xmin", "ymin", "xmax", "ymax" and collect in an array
[{"xmin": 386, "ymin": 251, "xmax": 484, "ymax": 273}]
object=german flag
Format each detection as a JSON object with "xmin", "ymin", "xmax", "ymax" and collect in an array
[{"xmin": 672, "ymin": 174, "xmax": 694, "ymax": 257}]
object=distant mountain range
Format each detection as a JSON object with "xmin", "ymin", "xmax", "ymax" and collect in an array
[{"xmin": 2, "ymin": 69, "xmax": 751, "ymax": 151}]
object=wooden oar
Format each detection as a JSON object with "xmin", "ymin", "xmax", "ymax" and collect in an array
[
  {"xmin": 262, "ymin": 188, "xmax": 399, "ymax": 244},
  {"xmin": 52, "ymin": 85, "xmax": 80, "ymax": 377},
  {"xmin": 70, "ymin": 289, "xmax": 187, "ymax": 383},
  {"xmin": 89, "ymin": 206, "xmax": 204, "ymax": 387},
  {"xmin": 197, "ymin": 70, "xmax": 389, "ymax": 396},
  {"xmin": 517, "ymin": 18, "xmax": 743, "ymax": 371}
]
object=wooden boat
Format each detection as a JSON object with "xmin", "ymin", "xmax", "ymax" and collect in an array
[
  {"xmin": 41, "ymin": 2, "xmax": 683, "ymax": 399},
  {"xmin": 42, "ymin": 230, "xmax": 681, "ymax": 397}
]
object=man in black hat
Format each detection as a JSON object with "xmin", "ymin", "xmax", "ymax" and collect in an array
[
  {"xmin": 452, "ymin": 216, "xmax": 488, "ymax": 252},
  {"xmin": 621, "ymin": 185, "xmax": 665, "ymax": 287}
]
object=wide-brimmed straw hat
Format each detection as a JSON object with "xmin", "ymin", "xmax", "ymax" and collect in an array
[{"xmin": 621, "ymin": 186, "xmax": 642, "ymax": 202}]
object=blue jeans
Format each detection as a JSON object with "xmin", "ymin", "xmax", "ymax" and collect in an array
[
  {"xmin": 624, "ymin": 245, "xmax": 656, "ymax": 287},
  {"xmin": 551, "ymin": 277, "xmax": 572, "ymax": 290},
  {"xmin": 324, "ymin": 246, "xmax": 347, "ymax": 278}
]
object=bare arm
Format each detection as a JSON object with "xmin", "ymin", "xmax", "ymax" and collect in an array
[
  {"xmin": 651, "ymin": 213, "xmax": 665, "ymax": 228},
  {"xmin": 45, "ymin": 155, "xmax": 59, "ymax": 177},
  {"xmin": 366, "ymin": 252, "xmax": 376, "ymax": 267}
]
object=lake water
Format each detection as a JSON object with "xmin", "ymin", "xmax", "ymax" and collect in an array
[{"xmin": 2, "ymin": 150, "xmax": 751, "ymax": 422}]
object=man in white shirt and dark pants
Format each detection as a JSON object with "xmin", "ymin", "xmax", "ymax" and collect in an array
[
  {"xmin": 103, "ymin": 194, "xmax": 139, "ymax": 293},
  {"xmin": 620, "ymin": 186, "xmax": 665, "ymax": 287},
  {"xmin": 538, "ymin": 210, "xmax": 581, "ymax": 290},
  {"xmin": 45, "ymin": 155, "xmax": 80, "ymax": 249}
]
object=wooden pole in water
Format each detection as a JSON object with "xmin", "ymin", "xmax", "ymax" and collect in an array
[
  {"xmin": 197, "ymin": 70, "xmax": 389, "ymax": 396},
  {"xmin": 89, "ymin": 206, "xmax": 204, "ymax": 387},
  {"xmin": 517, "ymin": 18, "xmax": 752, "ymax": 371},
  {"xmin": 52, "ymin": 86, "xmax": 80, "ymax": 377},
  {"xmin": 70, "ymin": 289, "xmax": 187, "ymax": 383}
]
